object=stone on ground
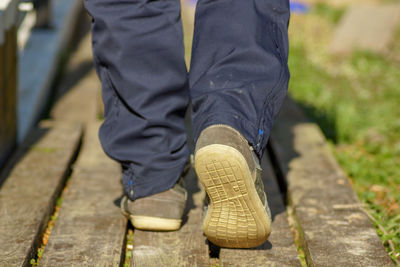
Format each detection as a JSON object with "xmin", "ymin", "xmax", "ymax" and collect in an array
[{"xmin": 330, "ymin": 4, "xmax": 400, "ymax": 54}]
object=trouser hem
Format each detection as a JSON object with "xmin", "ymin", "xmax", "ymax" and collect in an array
[
  {"xmin": 122, "ymin": 160, "xmax": 189, "ymax": 201},
  {"xmin": 192, "ymin": 112, "xmax": 265, "ymax": 157}
]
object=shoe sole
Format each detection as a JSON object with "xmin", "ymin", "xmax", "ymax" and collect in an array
[
  {"xmin": 195, "ymin": 144, "xmax": 271, "ymax": 248},
  {"xmin": 128, "ymin": 215, "xmax": 181, "ymax": 231}
]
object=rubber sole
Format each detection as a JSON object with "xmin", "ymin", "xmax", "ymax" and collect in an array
[
  {"xmin": 195, "ymin": 144, "xmax": 271, "ymax": 248},
  {"xmin": 128, "ymin": 215, "xmax": 181, "ymax": 231}
]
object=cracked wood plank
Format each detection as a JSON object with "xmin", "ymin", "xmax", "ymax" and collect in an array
[
  {"xmin": 0, "ymin": 122, "xmax": 82, "ymax": 266},
  {"xmin": 270, "ymin": 97, "xmax": 394, "ymax": 267},
  {"xmin": 40, "ymin": 122, "xmax": 127, "ymax": 266}
]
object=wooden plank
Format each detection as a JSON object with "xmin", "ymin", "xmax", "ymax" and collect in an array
[
  {"xmin": 220, "ymin": 154, "xmax": 301, "ymax": 267},
  {"xmin": 40, "ymin": 122, "xmax": 127, "ymax": 266},
  {"xmin": 18, "ymin": 0, "xmax": 83, "ymax": 141},
  {"xmin": 51, "ymin": 32, "xmax": 101, "ymax": 123},
  {"xmin": 270, "ymin": 97, "xmax": 394, "ymax": 267},
  {"xmin": 0, "ymin": 122, "xmax": 82, "ymax": 266},
  {"xmin": 51, "ymin": 67, "xmax": 99, "ymax": 123},
  {"xmin": 131, "ymin": 167, "xmax": 210, "ymax": 266}
]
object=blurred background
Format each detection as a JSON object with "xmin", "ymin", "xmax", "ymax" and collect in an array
[
  {"xmin": 0, "ymin": 0, "xmax": 399, "ymax": 263},
  {"xmin": 282, "ymin": 1, "xmax": 400, "ymax": 263}
]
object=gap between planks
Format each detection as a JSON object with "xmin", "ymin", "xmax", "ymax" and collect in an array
[
  {"xmin": 269, "ymin": 97, "xmax": 394, "ymax": 267},
  {"xmin": 37, "ymin": 24, "xmax": 127, "ymax": 264},
  {"xmin": 0, "ymin": 122, "xmax": 82, "ymax": 266},
  {"xmin": 39, "ymin": 122, "xmax": 127, "ymax": 266}
]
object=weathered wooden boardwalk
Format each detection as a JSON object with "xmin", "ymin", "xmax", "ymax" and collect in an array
[{"xmin": 0, "ymin": 7, "xmax": 395, "ymax": 267}]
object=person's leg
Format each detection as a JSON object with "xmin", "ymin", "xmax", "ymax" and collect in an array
[
  {"xmin": 190, "ymin": 0, "xmax": 290, "ymax": 248},
  {"xmin": 84, "ymin": 0, "xmax": 189, "ymax": 201},
  {"xmin": 190, "ymin": 0, "xmax": 290, "ymax": 158}
]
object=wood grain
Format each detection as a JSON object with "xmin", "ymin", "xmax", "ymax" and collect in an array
[
  {"xmin": 220, "ymin": 154, "xmax": 301, "ymax": 267},
  {"xmin": 270, "ymin": 97, "xmax": 394, "ymax": 267},
  {"xmin": 40, "ymin": 122, "xmax": 127, "ymax": 266},
  {"xmin": 0, "ymin": 122, "xmax": 82, "ymax": 266}
]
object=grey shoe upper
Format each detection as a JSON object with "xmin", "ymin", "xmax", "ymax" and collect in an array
[
  {"xmin": 121, "ymin": 165, "xmax": 189, "ymax": 220},
  {"xmin": 254, "ymin": 155, "xmax": 271, "ymax": 218}
]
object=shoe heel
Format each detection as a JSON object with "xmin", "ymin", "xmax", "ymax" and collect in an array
[{"xmin": 195, "ymin": 144, "xmax": 271, "ymax": 248}]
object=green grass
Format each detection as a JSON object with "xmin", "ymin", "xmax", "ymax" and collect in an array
[
  {"xmin": 311, "ymin": 3, "xmax": 346, "ymax": 24},
  {"xmin": 123, "ymin": 229, "xmax": 134, "ymax": 267},
  {"xmin": 288, "ymin": 40, "xmax": 400, "ymax": 264},
  {"xmin": 286, "ymin": 203, "xmax": 308, "ymax": 266},
  {"xmin": 30, "ymin": 196, "xmax": 63, "ymax": 266}
]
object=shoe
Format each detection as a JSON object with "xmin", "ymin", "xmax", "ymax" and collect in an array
[
  {"xmin": 195, "ymin": 125, "xmax": 271, "ymax": 248},
  {"xmin": 120, "ymin": 165, "xmax": 189, "ymax": 231}
]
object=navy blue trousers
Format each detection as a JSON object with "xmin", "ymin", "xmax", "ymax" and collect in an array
[{"xmin": 84, "ymin": 0, "xmax": 290, "ymax": 200}]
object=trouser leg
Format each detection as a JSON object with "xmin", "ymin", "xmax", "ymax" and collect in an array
[
  {"xmin": 189, "ymin": 0, "xmax": 290, "ymax": 158},
  {"xmin": 84, "ymin": 0, "xmax": 189, "ymax": 200}
]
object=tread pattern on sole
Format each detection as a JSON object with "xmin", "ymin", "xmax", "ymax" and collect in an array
[{"xmin": 196, "ymin": 145, "xmax": 270, "ymax": 248}]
